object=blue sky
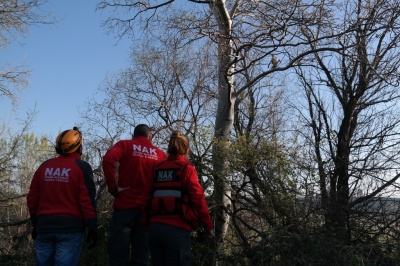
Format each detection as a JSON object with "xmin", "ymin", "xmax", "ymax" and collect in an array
[{"xmin": 0, "ymin": 0, "xmax": 131, "ymax": 139}]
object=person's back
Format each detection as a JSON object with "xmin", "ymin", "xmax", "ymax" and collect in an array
[
  {"xmin": 146, "ymin": 130, "xmax": 214, "ymax": 266},
  {"xmin": 103, "ymin": 135, "xmax": 166, "ymax": 209},
  {"xmin": 29, "ymin": 153, "xmax": 96, "ymax": 231},
  {"xmin": 103, "ymin": 124, "xmax": 167, "ymax": 266},
  {"xmin": 27, "ymin": 127, "xmax": 97, "ymax": 266}
]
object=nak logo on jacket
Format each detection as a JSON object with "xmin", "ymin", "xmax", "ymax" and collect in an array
[
  {"xmin": 155, "ymin": 168, "xmax": 180, "ymax": 182},
  {"xmin": 133, "ymin": 144, "xmax": 159, "ymax": 160},
  {"xmin": 44, "ymin": 167, "xmax": 71, "ymax": 183}
]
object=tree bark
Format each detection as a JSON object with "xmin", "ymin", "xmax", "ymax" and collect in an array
[{"xmin": 210, "ymin": 0, "xmax": 235, "ymax": 263}]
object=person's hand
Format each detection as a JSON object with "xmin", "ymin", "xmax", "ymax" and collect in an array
[
  {"xmin": 86, "ymin": 230, "xmax": 98, "ymax": 249},
  {"xmin": 109, "ymin": 186, "xmax": 130, "ymax": 197},
  {"xmin": 206, "ymin": 229, "xmax": 215, "ymax": 239},
  {"xmin": 117, "ymin": 186, "xmax": 130, "ymax": 193},
  {"xmin": 31, "ymin": 227, "xmax": 37, "ymax": 240}
]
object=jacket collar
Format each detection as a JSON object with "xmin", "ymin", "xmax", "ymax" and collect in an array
[
  {"xmin": 167, "ymin": 155, "xmax": 189, "ymax": 162},
  {"xmin": 59, "ymin": 152, "xmax": 81, "ymax": 159},
  {"xmin": 133, "ymin": 136, "xmax": 152, "ymax": 144}
]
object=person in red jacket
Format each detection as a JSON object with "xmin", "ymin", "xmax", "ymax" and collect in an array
[
  {"xmin": 102, "ymin": 124, "xmax": 167, "ymax": 266},
  {"xmin": 146, "ymin": 130, "xmax": 214, "ymax": 266},
  {"xmin": 27, "ymin": 127, "xmax": 97, "ymax": 266}
]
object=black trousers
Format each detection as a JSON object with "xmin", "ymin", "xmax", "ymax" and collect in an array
[
  {"xmin": 148, "ymin": 223, "xmax": 192, "ymax": 266},
  {"xmin": 108, "ymin": 209, "xmax": 149, "ymax": 266}
]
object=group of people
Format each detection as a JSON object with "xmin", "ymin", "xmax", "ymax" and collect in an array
[{"xmin": 27, "ymin": 124, "xmax": 214, "ymax": 266}]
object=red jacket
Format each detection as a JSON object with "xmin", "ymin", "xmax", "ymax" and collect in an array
[
  {"xmin": 27, "ymin": 153, "xmax": 97, "ymax": 233},
  {"xmin": 102, "ymin": 136, "xmax": 167, "ymax": 209},
  {"xmin": 147, "ymin": 155, "xmax": 214, "ymax": 232}
]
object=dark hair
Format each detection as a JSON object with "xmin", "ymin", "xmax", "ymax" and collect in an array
[
  {"xmin": 167, "ymin": 131, "xmax": 189, "ymax": 156},
  {"xmin": 133, "ymin": 124, "xmax": 151, "ymax": 137}
]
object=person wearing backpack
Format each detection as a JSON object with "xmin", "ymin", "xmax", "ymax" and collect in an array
[{"xmin": 145, "ymin": 130, "xmax": 214, "ymax": 266}]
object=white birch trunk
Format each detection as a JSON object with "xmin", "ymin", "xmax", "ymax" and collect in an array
[{"xmin": 210, "ymin": 0, "xmax": 235, "ymax": 259}]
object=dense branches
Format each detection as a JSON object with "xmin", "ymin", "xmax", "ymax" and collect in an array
[{"xmin": 81, "ymin": 0, "xmax": 400, "ymax": 264}]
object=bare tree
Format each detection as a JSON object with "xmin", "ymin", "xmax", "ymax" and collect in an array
[
  {"xmin": 292, "ymin": 0, "xmax": 400, "ymax": 243},
  {"xmin": 0, "ymin": 0, "xmax": 53, "ymax": 106},
  {"xmin": 95, "ymin": 0, "xmax": 348, "ymax": 263}
]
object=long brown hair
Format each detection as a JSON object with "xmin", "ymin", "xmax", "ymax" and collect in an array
[{"xmin": 167, "ymin": 130, "xmax": 189, "ymax": 156}]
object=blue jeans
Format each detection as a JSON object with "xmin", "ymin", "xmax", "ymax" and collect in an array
[
  {"xmin": 34, "ymin": 232, "xmax": 83, "ymax": 266},
  {"xmin": 108, "ymin": 209, "xmax": 149, "ymax": 266},
  {"xmin": 149, "ymin": 223, "xmax": 192, "ymax": 266}
]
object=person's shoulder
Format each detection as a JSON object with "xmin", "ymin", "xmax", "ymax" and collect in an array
[
  {"xmin": 75, "ymin": 158, "xmax": 94, "ymax": 172},
  {"xmin": 42, "ymin": 157, "xmax": 57, "ymax": 163},
  {"xmin": 107, "ymin": 139, "xmax": 131, "ymax": 150},
  {"xmin": 75, "ymin": 158, "xmax": 91, "ymax": 165},
  {"xmin": 185, "ymin": 161, "xmax": 196, "ymax": 171},
  {"xmin": 114, "ymin": 139, "xmax": 131, "ymax": 145},
  {"xmin": 182, "ymin": 162, "xmax": 198, "ymax": 183},
  {"xmin": 175, "ymin": 157, "xmax": 194, "ymax": 169},
  {"xmin": 36, "ymin": 157, "xmax": 57, "ymax": 169},
  {"xmin": 155, "ymin": 147, "xmax": 167, "ymax": 156}
]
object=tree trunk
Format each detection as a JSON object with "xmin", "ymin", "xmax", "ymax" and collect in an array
[{"xmin": 210, "ymin": 0, "xmax": 235, "ymax": 264}]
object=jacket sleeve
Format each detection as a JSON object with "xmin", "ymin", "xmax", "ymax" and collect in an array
[
  {"xmin": 27, "ymin": 170, "xmax": 41, "ymax": 228},
  {"xmin": 185, "ymin": 165, "xmax": 214, "ymax": 231},
  {"xmin": 140, "ymin": 164, "xmax": 157, "ymax": 227},
  {"xmin": 77, "ymin": 160, "xmax": 97, "ymax": 231},
  {"xmin": 102, "ymin": 141, "xmax": 124, "ymax": 193}
]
